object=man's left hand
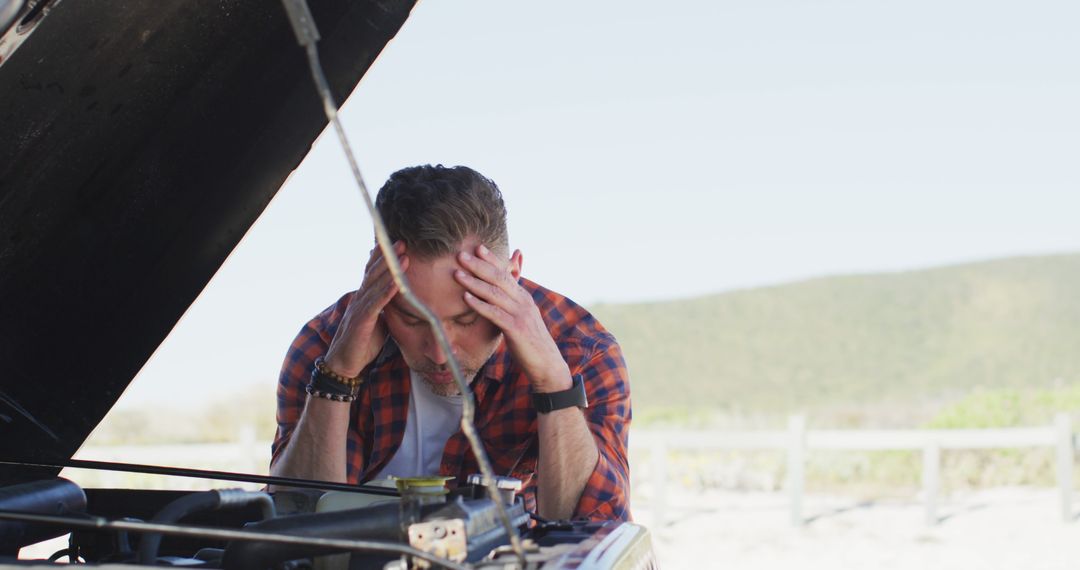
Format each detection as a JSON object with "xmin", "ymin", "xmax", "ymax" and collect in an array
[{"xmin": 455, "ymin": 244, "xmax": 571, "ymax": 393}]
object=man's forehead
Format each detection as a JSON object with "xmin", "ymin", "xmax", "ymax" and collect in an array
[{"xmin": 389, "ymin": 253, "xmax": 475, "ymax": 320}]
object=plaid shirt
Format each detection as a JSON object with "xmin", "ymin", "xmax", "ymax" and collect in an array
[{"xmin": 271, "ymin": 278, "xmax": 632, "ymax": 521}]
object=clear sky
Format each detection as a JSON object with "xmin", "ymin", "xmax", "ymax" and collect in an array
[{"xmin": 113, "ymin": 0, "xmax": 1079, "ymax": 410}]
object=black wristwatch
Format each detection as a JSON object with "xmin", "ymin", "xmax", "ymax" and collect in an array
[{"xmin": 532, "ymin": 374, "xmax": 588, "ymax": 414}]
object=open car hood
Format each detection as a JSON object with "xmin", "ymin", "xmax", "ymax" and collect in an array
[
  {"xmin": 0, "ymin": 5, "xmax": 659, "ymax": 567},
  {"xmin": 0, "ymin": 0, "xmax": 417, "ymax": 484}
]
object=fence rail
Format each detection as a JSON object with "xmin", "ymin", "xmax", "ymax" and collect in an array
[
  {"xmin": 630, "ymin": 413, "xmax": 1075, "ymax": 528},
  {"xmin": 70, "ymin": 417, "xmax": 1077, "ymax": 529}
]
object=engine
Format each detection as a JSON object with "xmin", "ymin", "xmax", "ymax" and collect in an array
[{"xmin": 0, "ymin": 477, "xmax": 655, "ymax": 569}]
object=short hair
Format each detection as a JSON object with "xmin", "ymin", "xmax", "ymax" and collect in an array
[{"xmin": 375, "ymin": 165, "xmax": 509, "ymax": 259}]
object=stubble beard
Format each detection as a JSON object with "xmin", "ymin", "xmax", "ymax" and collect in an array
[
  {"xmin": 411, "ymin": 340, "xmax": 501, "ymax": 398},
  {"xmin": 418, "ymin": 369, "xmax": 473, "ymax": 397}
]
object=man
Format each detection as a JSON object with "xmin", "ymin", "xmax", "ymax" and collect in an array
[{"xmin": 270, "ymin": 165, "xmax": 631, "ymax": 521}]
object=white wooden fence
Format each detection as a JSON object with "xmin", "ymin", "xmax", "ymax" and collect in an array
[
  {"xmin": 630, "ymin": 414, "xmax": 1076, "ymax": 528},
  {"xmin": 70, "ymin": 416, "xmax": 1077, "ymax": 529}
]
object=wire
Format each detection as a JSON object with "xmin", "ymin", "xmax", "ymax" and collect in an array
[
  {"xmin": 0, "ymin": 509, "xmax": 468, "ymax": 570},
  {"xmin": 278, "ymin": 1, "xmax": 528, "ymax": 566},
  {"xmin": 0, "ymin": 458, "xmax": 398, "ymax": 496}
]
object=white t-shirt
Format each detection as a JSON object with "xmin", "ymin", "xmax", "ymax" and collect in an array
[{"xmin": 373, "ymin": 370, "xmax": 464, "ymax": 480}]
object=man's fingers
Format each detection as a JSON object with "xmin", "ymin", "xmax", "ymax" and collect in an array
[
  {"xmin": 463, "ymin": 290, "xmax": 512, "ymax": 329},
  {"xmin": 364, "ymin": 252, "xmax": 392, "ymax": 282},
  {"xmin": 353, "ymin": 253, "xmax": 406, "ymax": 317},
  {"xmin": 473, "ymin": 243, "xmax": 511, "ymax": 275},
  {"xmin": 382, "ymin": 255, "xmax": 408, "ymax": 296},
  {"xmin": 366, "ymin": 255, "xmax": 407, "ymax": 299},
  {"xmin": 364, "ymin": 240, "xmax": 406, "ymax": 274},
  {"xmin": 365, "ymin": 247, "xmax": 408, "ymax": 283},
  {"xmin": 364, "ymin": 247, "xmax": 382, "ymax": 273},
  {"xmin": 457, "ymin": 246, "xmax": 515, "ymax": 294},
  {"xmin": 454, "ymin": 268, "xmax": 514, "ymax": 311},
  {"xmin": 373, "ymin": 277, "xmax": 399, "ymax": 310}
]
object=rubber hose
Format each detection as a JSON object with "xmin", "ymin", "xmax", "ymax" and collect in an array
[
  {"xmin": 0, "ymin": 478, "xmax": 86, "ymax": 553},
  {"xmin": 137, "ymin": 489, "xmax": 275, "ymax": 564},
  {"xmin": 221, "ymin": 501, "xmax": 452, "ymax": 570}
]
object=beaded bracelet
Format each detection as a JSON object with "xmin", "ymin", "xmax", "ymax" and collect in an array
[
  {"xmin": 307, "ymin": 356, "xmax": 363, "ymax": 404},
  {"xmin": 314, "ymin": 356, "xmax": 363, "ymax": 386},
  {"xmin": 305, "ymin": 383, "xmax": 356, "ymax": 403}
]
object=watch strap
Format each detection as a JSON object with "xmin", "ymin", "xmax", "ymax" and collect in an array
[{"xmin": 532, "ymin": 374, "xmax": 588, "ymax": 414}]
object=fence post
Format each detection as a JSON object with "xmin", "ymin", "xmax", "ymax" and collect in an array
[
  {"xmin": 922, "ymin": 439, "xmax": 940, "ymax": 526},
  {"xmin": 787, "ymin": 415, "xmax": 806, "ymax": 526},
  {"xmin": 651, "ymin": 435, "xmax": 668, "ymax": 528},
  {"xmin": 1055, "ymin": 413, "xmax": 1073, "ymax": 522}
]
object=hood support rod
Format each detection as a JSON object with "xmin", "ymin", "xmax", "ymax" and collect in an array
[{"xmin": 0, "ymin": 458, "xmax": 397, "ymax": 496}]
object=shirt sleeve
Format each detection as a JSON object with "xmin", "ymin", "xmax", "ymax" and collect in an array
[
  {"xmin": 572, "ymin": 342, "xmax": 632, "ymax": 521},
  {"xmin": 270, "ymin": 319, "xmax": 330, "ymax": 468}
]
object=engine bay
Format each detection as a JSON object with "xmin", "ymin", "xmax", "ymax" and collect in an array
[{"xmin": 0, "ymin": 476, "xmax": 654, "ymax": 569}]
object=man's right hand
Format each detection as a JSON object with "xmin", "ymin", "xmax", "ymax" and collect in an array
[{"xmin": 323, "ymin": 241, "xmax": 409, "ymax": 378}]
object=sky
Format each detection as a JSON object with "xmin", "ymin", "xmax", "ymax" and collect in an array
[{"xmin": 112, "ymin": 0, "xmax": 1079, "ymax": 410}]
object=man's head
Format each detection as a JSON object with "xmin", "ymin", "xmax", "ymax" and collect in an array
[
  {"xmin": 376, "ymin": 165, "xmax": 509, "ymax": 260},
  {"xmin": 375, "ymin": 165, "xmax": 519, "ymax": 395}
]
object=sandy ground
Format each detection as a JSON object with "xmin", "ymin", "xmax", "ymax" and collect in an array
[{"xmin": 635, "ymin": 487, "xmax": 1080, "ymax": 570}]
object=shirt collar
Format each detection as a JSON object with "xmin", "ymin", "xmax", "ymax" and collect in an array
[{"xmin": 481, "ymin": 337, "xmax": 512, "ymax": 383}]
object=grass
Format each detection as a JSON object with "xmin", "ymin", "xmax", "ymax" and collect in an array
[{"xmin": 591, "ymin": 253, "xmax": 1080, "ymax": 423}]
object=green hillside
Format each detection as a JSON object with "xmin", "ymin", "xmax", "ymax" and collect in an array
[{"xmin": 590, "ymin": 254, "xmax": 1080, "ymax": 420}]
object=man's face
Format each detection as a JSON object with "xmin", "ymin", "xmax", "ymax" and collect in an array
[{"xmin": 382, "ymin": 238, "xmax": 508, "ymax": 396}]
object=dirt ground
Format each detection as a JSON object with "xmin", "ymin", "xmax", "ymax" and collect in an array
[{"xmin": 636, "ymin": 487, "xmax": 1080, "ymax": 570}]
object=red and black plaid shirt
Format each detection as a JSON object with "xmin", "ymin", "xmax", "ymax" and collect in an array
[{"xmin": 271, "ymin": 278, "xmax": 632, "ymax": 521}]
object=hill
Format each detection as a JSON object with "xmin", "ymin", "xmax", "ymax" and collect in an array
[{"xmin": 590, "ymin": 254, "xmax": 1080, "ymax": 421}]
